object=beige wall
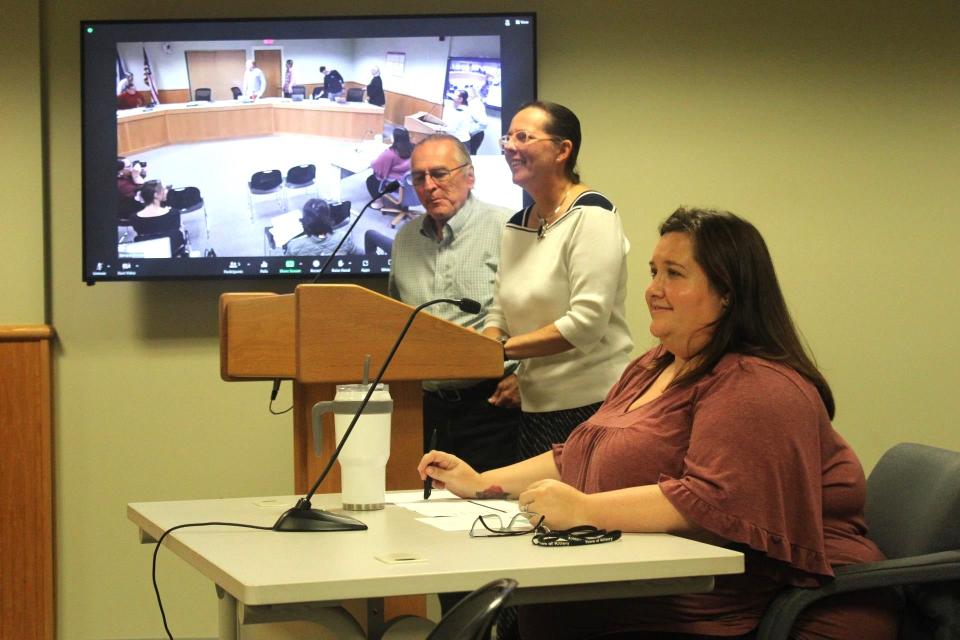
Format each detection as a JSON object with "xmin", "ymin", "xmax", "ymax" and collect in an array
[
  {"xmin": 13, "ymin": 0, "xmax": 959, "ymax": 637},
  {"xmin": 1, "ymin": 2, "xmax": 44, "ymax": 323}
]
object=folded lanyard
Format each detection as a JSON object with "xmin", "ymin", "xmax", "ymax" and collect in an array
[{"xmin": 532, "ymin": 525, "xmax": 622, "ymax": 547}]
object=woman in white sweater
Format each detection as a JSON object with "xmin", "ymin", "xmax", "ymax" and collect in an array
[{"xmin": 484, "ymin": 101, "xmax": 633, "ymax": 458}]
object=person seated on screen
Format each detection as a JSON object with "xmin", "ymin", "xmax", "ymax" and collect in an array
[
  {"xmin": 116, "ymin": 71, "xmax": 134, "ymax": 96},
  {"xmin": 117, "ymin": 82, "xmax": 143, "ymax": 110},
  {"xmin": 117, "ymin": 157, "xmax": 146, "ymax": 201},
  {"xmin": 133, "ymin": 180, "xmax": 186, "ymax": 254},
  {"xmin": 366, "ymin": 128, "xmax": 412, "ymax": 210},
  {"xmin": 284, "ymin": 198, "xmax": 360, "ymax": 257},
  {"xmin": 317, "ymin": 65, "xmax": 344, "ymax": 100},
  {"xmin": 117, "ymin": 157, "xmax": 147, "ymax": 222},
  {"xmin": 419, "ymin": 208, "xmax": 899, "ymax": 640},
  {"xmin": 364, "ymin": 229, "xmax": 392, "ymax": 256},
  {"xmin": 242, "ymin": 60, "xmax": 266, "ymax": 100},
  {"xmin": 366, "ymin": 66, "xmax": 385, "ymax": 107}
]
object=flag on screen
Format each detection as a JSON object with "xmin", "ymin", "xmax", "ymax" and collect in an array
[
  {"xmin": 143, "ymin": 47, "xmax": 159, "ymax": 105},
  {"xmin": 116, "ymin": 53, "xmax": 129, "ymax": 95}
]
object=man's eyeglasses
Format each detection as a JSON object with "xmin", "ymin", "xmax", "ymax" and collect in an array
[
  {"xmin": 411, "ymin": 162, "xmax": 470, "ymax": 186},
  {"xmin": 498, "ymin": 130, "xmax": 562, "ymax": 150},
  {"xmin": 470, "ymin": 512, "xmax": 547, "ymax": 538}
]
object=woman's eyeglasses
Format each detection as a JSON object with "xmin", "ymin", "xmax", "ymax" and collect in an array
[
  {"xmin": 410, "ymin": 162, "xmax": 470, "ymax": 186},
  {"xmin": 498, "ymin": 130, "xmax": 562, "ymax": 150},
  {"xmin": 470, "ymin": 514, "xmax": 622, "ymax": 548},
  {"xmin": 470, "ymin": 512, "xmax": 547, "ymax": 538}
]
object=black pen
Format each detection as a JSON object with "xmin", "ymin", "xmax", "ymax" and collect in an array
[{"xmin": 424, "ymin": 428, "xmax": 438, "ymax": 500}]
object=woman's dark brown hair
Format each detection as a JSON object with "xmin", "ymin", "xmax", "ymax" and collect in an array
[
  {"xmin": 519, "ymin": 100, "xmax": 582, "ymax": 184},
  {"xmin": 391, "ymin": 127, "xmax": 413, "ymax": 159},
  {"xmin": 654, "ymin": 207, "xmax": 835, "ymax": 418}
]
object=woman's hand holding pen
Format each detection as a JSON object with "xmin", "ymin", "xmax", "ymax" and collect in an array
[{"xmin": 417, "ymin": 451, "xmax": 484, "ymax": 498}]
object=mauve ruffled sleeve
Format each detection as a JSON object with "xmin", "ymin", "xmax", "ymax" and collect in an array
[{"xmin": 658, "ymin": 359, "xmax": 835, "ymax": 585}]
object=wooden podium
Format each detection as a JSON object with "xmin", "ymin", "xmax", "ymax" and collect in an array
[
  {"xmin": 219, "ymin": 284, "xmax": 504, "ymax": 496},
  {"xmin": 220, "ymin": 284, "xmax": 503, "ymax": 624}
]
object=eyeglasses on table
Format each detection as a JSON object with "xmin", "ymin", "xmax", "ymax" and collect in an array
[{"xmin": 470, "ymin": 512, "xmax": 547, "ymax": 538}]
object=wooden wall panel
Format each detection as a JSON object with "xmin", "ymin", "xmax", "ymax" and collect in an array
[
  {"xmin": 0, "ymin": 326, "xmax": 54, "ymax": 640},
  {"xmin": 383, "ymin": 91, "xmax": 441, "ymax": 127},
  {"xmin": 157, "ymin": 89, "xmax": 190, "ymax": 104}
]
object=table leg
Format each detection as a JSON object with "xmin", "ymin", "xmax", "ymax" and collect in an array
[{"xmin": 216, "ymin": 585, "xmax": 239, "ymax": 640}]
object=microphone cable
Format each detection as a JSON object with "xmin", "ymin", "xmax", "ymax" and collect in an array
[{"xmin": 151, "ymin": 521, "xmax": 273, "ymax": 640}]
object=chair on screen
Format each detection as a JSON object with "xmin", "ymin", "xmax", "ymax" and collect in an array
[
  {"xmin": 194, "ymin": 87, "xmax": 212, "ymax": 102},
  {"xmin": 131, "ymin": 212, "xmax": 188, "ymax": 257},
  {"xmin": 230, "ymin": 86, "xmax": 242, "ymax": 100},
  {"xmin": 291, "ymin": 85, "xmax": 306, "ymax": 100},
  {"xmin": 346, "ymin": 87, "xmax": 365, "ymax": 102},
  {"xmin": 284, "ymin": 164, "xmax": 318, "ymax": 206},
  {"xmin": 248, "ymin": 170, "xmax": 284, "ymax": 220},
  {"xmin": 380, "ymin": 173, "xmax": 421, "ymax": 228},
  {"xmin": 329, "ymin": 200, "xmax": 351, "ymax": 229},
  {"xmin": 165, "ymin": 186, "xmax": 208, "ymax": 238}
]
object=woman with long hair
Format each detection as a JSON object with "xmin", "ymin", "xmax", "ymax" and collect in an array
[
  {"xmin": 426, "ymin": 208, "xmax": 898, "ymax": 640},
  {"xmin": 367, "ymin": 127, "xmax": 413, "ymax": 208}
]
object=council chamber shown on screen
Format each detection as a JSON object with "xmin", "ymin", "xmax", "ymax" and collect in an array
[{"xmin": 81, "ymin": 13, "xmax": 536, "ymax": 283}]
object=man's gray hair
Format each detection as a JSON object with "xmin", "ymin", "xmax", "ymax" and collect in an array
[{"xmin": 415, "ymin": 133, "xmax": 472, "ymax": 167}]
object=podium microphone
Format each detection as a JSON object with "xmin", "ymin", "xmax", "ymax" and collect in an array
[
  {"xmin": 311, "ymin": 179, "xmax": 400, "ymax": 283},
  {"xmin": 273, "ymin": 296, "xmax": 484, "ymax": 532}
]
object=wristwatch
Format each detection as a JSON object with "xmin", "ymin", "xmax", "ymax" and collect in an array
[{"xmin": 498, "ymin": 334, "xmax": 510, "ymax": 361}]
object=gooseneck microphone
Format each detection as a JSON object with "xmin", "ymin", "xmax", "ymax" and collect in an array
[
  {"xmin": 269, "ymin": 181, "xmax": 403, "ymax": 419},
  {"xmin": 311, "ymin": 179, "xmax": 400, "ymax": 283},
  {"xmin": 273, "ymin": 296, "xmax": 484, "ymax": 532}
]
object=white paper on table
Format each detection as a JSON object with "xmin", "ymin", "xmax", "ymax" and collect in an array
[
  {"xmin": 388, "ymin": 490, "xmax": 457, "ymax": 504},
  {"xmin": 400, "ymin": 497, "xmax": 518, "ymax": 516},
  {"xmin": 415, "ymin": 515, "xmax": 483, "ymax": 531}
]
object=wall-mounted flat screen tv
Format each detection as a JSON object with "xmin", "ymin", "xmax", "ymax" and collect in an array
[{"xmin": 81, "ymin": 13, "xmax": 536, "ymax": 283}]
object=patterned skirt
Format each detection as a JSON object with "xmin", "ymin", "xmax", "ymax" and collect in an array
[{"xmin": 518, "ymin": 402, "xmax": 604, "ymax": 458}]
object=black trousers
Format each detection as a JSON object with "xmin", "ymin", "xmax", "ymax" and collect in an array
[
  {"xmin": 424, "ymin": 379, "xmax": 521, "ymax": 618},
  {"xmin": 422, "ymin": 379, "xmax": 521, "ymax": 473}
]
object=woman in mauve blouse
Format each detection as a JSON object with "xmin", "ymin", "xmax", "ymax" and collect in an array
[{"xmin": 419, "ymin": 208, "xmax": 898, "ymax": 639}]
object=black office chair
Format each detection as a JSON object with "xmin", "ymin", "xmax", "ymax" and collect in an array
[
  {"xmin": 291, "ymin": 84, "xmax": 306, "ymax": 100},
  {"xmin": 346, "ymin": 87, "xmax": 365, "ymax": 102},
  {"xmin": 165, "ymin": 186, "xmax": 208, "ymax": 238},
  {"xmin": 194, "ymin": 87, "xmax": 212, "ymax": 102},
  {"xmin": 429, "ymin": 578, "xmax": 517, "ymax": 640},
  {"xmin": 756, "ymin": 442, "xmax": 960, "ymax": 640},
  {"xmin": 230, "ymin": 86, "xmax": 242, "ymax": 100},
  {"xmin": 247, "ymin": 170, "xmax": 284, "ymax": 220},
  {"xmin": 311, "ymin": 86, "xmax": 324, "ymax": 100},
  {"xmin": 329, "ymin": 200, "xmax": 352, "ymax": 229},
  {"xmin": 131, "ymin": 211, "xmax": 188, "ymax": 257},
  {"xmin": 284, "ymin": 164, "xmax": 318, "ymax": 206}
]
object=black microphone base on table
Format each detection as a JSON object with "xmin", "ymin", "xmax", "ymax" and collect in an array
[{"xmin": 272, "ymin": 499, "xmax": 368, "ymax": 532}]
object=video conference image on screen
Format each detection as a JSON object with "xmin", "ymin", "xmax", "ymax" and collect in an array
[{"xmin": 82, "ymin": 15, "xmax": 536, "ymax": 283}]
